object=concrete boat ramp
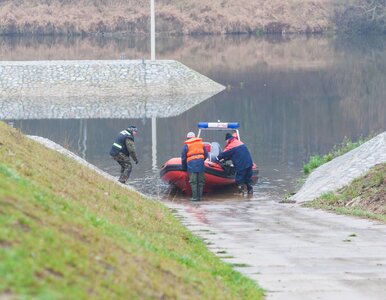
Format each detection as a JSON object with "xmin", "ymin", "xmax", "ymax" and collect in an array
[
  {"xmin": 166, "ymin": 195, "xmax": 386, "ymax": 300},
  {"xmin": 166, "ymin": 132, "xmax": 386, "ymax": 299}
]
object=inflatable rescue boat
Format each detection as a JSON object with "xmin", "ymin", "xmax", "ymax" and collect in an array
[{"xmin": 160, "ymin": 122, "xmax": 258, "ymax": 194}]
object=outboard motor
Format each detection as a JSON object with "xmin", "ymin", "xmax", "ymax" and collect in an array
[{"xmin": 219, "ymin": 159, "xmax": 235, "ymax": 175}]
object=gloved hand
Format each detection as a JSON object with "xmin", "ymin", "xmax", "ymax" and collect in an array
[{"xmin": 135, "ymin": 161, "xmax": 138, "ymax": 164}]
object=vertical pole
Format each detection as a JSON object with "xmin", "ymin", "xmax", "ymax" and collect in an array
[
  {"xmin": 150, "ymin": 0, "xmax": 155, "ymax": 60},
  {"xmin": 151, "ymin": 117, "xmax": 157, "ymax": 170}
]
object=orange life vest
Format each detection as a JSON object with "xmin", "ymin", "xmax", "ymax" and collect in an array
[
  {"xmin": 224, "ymin": 137, "xmax": 243, "ymax": 151},
  {"xmin": 184, "ymin": 137, "xmax": 205, "ymax": 162}
]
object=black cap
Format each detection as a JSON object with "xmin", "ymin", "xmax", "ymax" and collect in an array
[
  {"xmin": 127, "ymin": 125, "xmax": 138, "ymax": 132},
  {"xmin": 225, "ymin": 133, "xmax": 233, "ymax": 140}
]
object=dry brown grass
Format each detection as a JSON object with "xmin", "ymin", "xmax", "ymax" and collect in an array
[{"xmin": 0, "ymin": 0, "xmax": 342, "ymax": 35}]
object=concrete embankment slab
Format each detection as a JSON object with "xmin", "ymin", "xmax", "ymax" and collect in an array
[
  {"xmin": 291, "ymin": 131, "xmax": 386, "ymax": 203},
  {"xmin": 0, "ymin": 60, "xmax": 224, "ymax": 119}
]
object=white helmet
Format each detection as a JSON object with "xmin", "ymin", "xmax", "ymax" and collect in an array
[{"xmin": 186, "ymin": 132, "xmax": 195, "ymax": 138}]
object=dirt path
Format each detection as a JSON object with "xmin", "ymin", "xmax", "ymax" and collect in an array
[{"xmin": 166, "ymin": 193, "xmax": 386, "ymax": 300}]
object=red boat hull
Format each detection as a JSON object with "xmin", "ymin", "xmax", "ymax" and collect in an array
[{"xmin": 160, "ymin": 157, "xmax": 258, "ymax": 195}]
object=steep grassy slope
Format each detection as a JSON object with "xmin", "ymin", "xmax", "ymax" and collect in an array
[{"xmin": 0, "ymin": 121, "xmax": 263, "ymax": 299}]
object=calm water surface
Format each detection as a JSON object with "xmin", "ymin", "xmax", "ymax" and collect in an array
[{"xmin": 2, "ymin": 35, "xmax": 386, "ymax": 198}]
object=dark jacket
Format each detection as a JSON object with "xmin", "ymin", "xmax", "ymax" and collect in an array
[
  {"xmin": 217, "ymin": 137, "xmax": 253, "ymax": 172},
  {"xmin": 110, "ymin": 130, "xmax": 138, "ymax": 163},
  {"xmin": 181, "ymin": 138, "xmax": 208, "ymax": 173}
]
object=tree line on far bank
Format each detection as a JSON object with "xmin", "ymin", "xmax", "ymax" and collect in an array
[
  {"xmin": 335, "ymin": 0, "xmax": 386, "ymax": 33},
  {"xmin": 0, "ymin": 0, "xmax": 385, "ymax": 36}
]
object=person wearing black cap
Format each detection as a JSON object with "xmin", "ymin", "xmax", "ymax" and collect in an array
[
  {"xmin": 217, "ymin": 132, "xmax": 253, "ymax": 194},
  {"xmin": 109, "ymin": 125, "xmax": 139, "ymax": 184}
]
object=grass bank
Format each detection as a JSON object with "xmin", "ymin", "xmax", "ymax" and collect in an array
[
  {"xmin": 303, "ymin": 136, "xmax": 370, "ymax": 175},
  {"xmin": 304, "ymin": 163, "xmax": 386, "ymax": 223},
  {"xmin": 0, "ymin": 121, "xmax": 263, "ymax": 299}
]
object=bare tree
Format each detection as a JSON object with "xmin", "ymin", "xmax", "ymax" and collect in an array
[{"xmin": 335, "ymin": 0, "xmax": 386, "ymax": 33}]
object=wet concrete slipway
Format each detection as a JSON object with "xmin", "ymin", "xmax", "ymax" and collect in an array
[
  {"xmin": 167, "ymin": 197, "xmax": 386, "ymax": 300},
  {"xmin": 166, "ymin": 131, "xmax": 386, "ymax": 300},
  {"xmin": 2, "ymin": 35, "xmax": 386, "ymax": 299}
]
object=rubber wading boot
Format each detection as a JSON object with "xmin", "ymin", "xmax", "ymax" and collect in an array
[
  {"xmin": 247, "ymin": 184, "xmax": 253, "ymax": 195},
  {"xmin": 191, "ymin": 188, "xmax": 199, "ymax": 201},
  {"xmin": 237, "ymin": 185, "xmax": 245, "ymax": 194},
  {"xmin": 119, "ymin": 175, "xmax": 128, "ymax": 184},
  {"xmin": 199, "ymin": 187, "xmax": 204, "ymax": 200}
]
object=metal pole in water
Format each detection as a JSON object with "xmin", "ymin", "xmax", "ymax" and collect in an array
[
  {"xmin": 150, "ymin": 0, "xmax": 155, "ymax": 60},
  {"xmin": 152, "ymin": 117, "xmax": 157, "ymax": 170}
]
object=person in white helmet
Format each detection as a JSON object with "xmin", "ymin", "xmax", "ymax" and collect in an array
[{"xmin": 181, "ymin": 131, "xmax": 208, "ymax": 201}]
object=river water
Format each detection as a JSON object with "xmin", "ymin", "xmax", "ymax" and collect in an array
[{"xmin": 1, "ymin": 34, "xmax": 386, "ymax": 198}]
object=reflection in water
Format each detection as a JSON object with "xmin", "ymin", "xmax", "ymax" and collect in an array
[
  {"xmin": 0, "ymin": 94, "xmax": 222, "ymax": 119},
  {"xmin": 78, "ymin": 119, "xmax": 87, "ymax": 159},
  {"xmin": 3, "ymin": 35, "xmax": 386, "ymax": 197},
  {"xmin": 0, "ymin": 35, "xmax": 156, "ymax": 61},
  {"xmin": 1, "ymin": 34, "xmax": 338, "ymax": 72}
]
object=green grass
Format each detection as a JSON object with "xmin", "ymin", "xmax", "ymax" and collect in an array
[
  {"xmin": 0, "ymin": 121, "xmax": 264, "ymax": 299},
  {"xmin": 303, "ymin": 136, "xmax": 370, "ymax": 175},
  {"xmin": 304, "ymin": 163, "xmax": 386, "ymax": 223}
]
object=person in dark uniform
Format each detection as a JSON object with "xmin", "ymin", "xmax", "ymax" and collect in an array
[
  {"xmin": 181, "ymin": 131, "xmax": 208, "ymax": 201},
  {"xmin": 110, "ymin": 125, "xmax": 138, "ymax": 184},
  {"xmin": 217, "ymin": 132, "xmax": 253, "ymax": 194}
]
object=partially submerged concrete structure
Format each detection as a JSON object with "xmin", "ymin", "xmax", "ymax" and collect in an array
[
  {"xmin": 291, "ymin": 131, "xmax": 386, "ymax": 202},
  {"xmin": 0, "ymin": 60, "xmax": 224, "ymax": 119}
]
